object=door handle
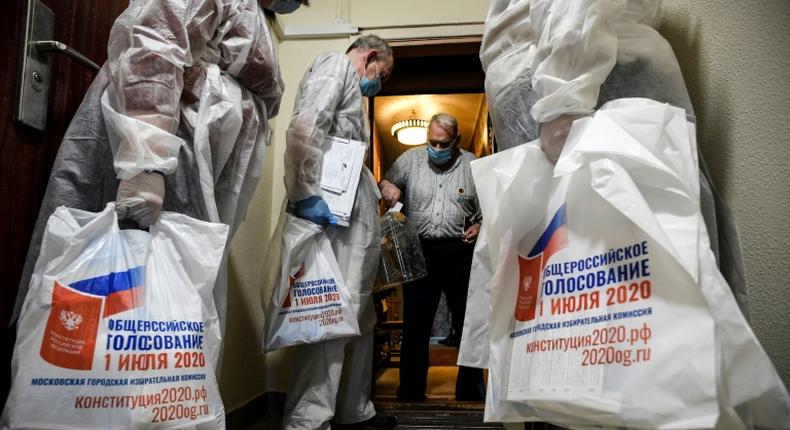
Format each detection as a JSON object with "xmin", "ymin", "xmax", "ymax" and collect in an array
[
  {"xmin": 14, "ymin": 0, "xmax": 101, "ymax": 131},
  {"xmin": 32, "ymin": 41, "xmax": 100, "ymax": 72}
]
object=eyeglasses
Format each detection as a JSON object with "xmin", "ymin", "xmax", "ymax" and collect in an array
[
  {"xmin": 375, "ymin": 60, "xmax": 391, "ymax": 83},
  {"xmin": 428, "ymin": 138, "xmax": 454, "ymax": 149}
]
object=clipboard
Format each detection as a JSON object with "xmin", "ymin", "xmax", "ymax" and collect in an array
[{"xmin": 319, "ymin": 136, "xmax": 367, "ymax": 226}]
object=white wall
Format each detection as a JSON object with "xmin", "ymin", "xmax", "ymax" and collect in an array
[
  {"xmin": 276, "ymin": 0, "xmax": 488, "ymax": 29},
  {"xmin": 660, "ymin": 0, "xmax": 790, "ymax": 387}
]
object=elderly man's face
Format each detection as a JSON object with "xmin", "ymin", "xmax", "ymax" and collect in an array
[
  {"xmin": 360, "ymin": 52, "xmax": 393, "ymax": 84},
  {"xmin": 378, "ymin": 56, "xmax": 394, "ymax": 83},
  {"xmin": 427, "ymin": 123, "xmax": 455, "ymax": 150}
]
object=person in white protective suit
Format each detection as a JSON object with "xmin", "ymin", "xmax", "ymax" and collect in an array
[
  {"xmin": 281, "ymin": 35, "xmax": 397, "ymax": 430},
  {"xmin": 462, "ymin": 0, "xmax": 750, "ymax": 428},
  {"xmin": 14, "ymin": 0, "xmax": 306, "ymax": 335},
  {"xmin": 478, "ymin": 0, "xmax": 746, "ymax": 307}
]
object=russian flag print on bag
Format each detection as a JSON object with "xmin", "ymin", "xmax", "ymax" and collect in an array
[
  {"xmin": 2, "ymin": 205, "xmax": 230, "ymax": 430},
  {"xmin": 516, "ymin": 205, "xmax": 568, "ymax": 322},
  {"xmin": 41, "ymin": 268, "xmax": 144, "ymax": 371}
]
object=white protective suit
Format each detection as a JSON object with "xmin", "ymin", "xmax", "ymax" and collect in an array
[
  {"xmin": 461, "ymin": 0, "xmax": 748, "ymax": 371},
  {"xmin": 15, "ymin": 0, "xmax": 284, "ymax": 337},
  {"xmin": 280, "ymin": 51, "xmax": 382, "ymax": 430}
]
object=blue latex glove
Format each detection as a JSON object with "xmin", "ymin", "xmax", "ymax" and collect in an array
[{"xmin": 295, "ymin": 196, "xmax": 337, "ymax": 226}]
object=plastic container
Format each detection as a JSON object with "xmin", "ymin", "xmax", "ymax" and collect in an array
[{"xmin": 376, "ymin": 211, "xmax": 427, "ymax": 290}]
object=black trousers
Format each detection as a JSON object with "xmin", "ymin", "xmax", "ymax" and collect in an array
[{"xmin": 397, "ymin": 238, "xmax": 484, "ymax": 400}]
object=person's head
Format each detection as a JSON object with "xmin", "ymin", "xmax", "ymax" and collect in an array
[
  {"xmin": 426, "ymin": 113, "xmax": 460, "ymax": 166},
  {"xmin": 346, "ymin": 35, "xmax": 394, "ymax": 97},
  {"xmin": 259, "ymin": 0, "xmax": 308, "ymax": 15}
]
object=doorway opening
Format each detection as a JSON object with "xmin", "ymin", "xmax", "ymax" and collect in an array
[{"xmin": 369, "ymin": 41, "xmax": 500, "ymax": 427}]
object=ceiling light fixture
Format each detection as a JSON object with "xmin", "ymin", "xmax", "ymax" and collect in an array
[{"xmin": 391, "ymin": 110, "xmax": 429, "ymax": 145}]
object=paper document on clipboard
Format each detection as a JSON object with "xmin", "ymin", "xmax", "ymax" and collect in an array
[{"xmin": 320, "ymin": 136, "xmax": 367, "ymax": 226}]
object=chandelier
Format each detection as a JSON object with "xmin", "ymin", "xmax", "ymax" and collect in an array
[{"xmin": 391, "ymin": 110, "xmax": 429, "ymax": 145}]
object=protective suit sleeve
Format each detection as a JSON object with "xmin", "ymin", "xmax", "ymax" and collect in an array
[
  {"xmin": 103, "ymin": 0, "xmax": 220, "ymax": 179},
  {"xmin": 219, "ymin": 4, "xmax": 284, "ymax": 119},
  {"xmin": 284, "ymin": 53, "xmax": 350, "ymax": 202},
  {"xmin": 528, "ymin": 0, "xmax": 627, "ymax": 123}
]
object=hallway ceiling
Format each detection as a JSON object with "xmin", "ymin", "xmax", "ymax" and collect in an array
[{"xmin": 374, "ymin": 93, "xmax": 486, "ymax": 175}]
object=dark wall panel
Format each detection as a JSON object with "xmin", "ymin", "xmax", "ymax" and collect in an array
[{"xmin": 0, "ymin": 0, "xmax": 128, "ymax": 407}]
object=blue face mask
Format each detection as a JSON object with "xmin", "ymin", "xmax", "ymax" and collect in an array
[
  {"xmin": 359, "ymin": 61, "xmax": 382, "ymax": 97},
  {"xmin": 427, "ymin": 145, "xmax": 453, "ymax": 165},
  {"xmin": 265, "ymin": 0, "xmax": 301, "ymax": 14}
]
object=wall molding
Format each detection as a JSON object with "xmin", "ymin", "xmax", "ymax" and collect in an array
[
  {"xmin": 272, "ymin": 19, "xmax": 358, "ymax": 40},
  {"xmin": 361, "ymin": 23, "xmax": 484, "ymax": 44},
  {"xmin": 272, "ymin": 17, "xmax": 484, "ymax": 43}
]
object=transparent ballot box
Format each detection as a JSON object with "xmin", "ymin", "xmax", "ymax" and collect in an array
[{"xmin": 376, "ymin": 212, "xmax": 427, "ymax": 289}]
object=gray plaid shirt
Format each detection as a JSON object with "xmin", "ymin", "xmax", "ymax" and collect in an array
[{"xmin": 385, "ymin": 147, "xmax": 482, "ymax": 240}]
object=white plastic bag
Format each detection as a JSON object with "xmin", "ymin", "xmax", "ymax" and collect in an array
[
  {"xmin": 262, "ymin": 214, "xmax": 360, "ymax": 352},
  {"xmin": 473, "ymin": 99, "xmax": 790, "ymax": 429},
  {"xmin": 2, "ymin": 204, "xmax": 229, "ymax": 429}
]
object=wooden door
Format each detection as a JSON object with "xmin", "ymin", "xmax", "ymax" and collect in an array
[{"xmin": 0, "ymin": 0, "xmax": 128, "ymax": 406}]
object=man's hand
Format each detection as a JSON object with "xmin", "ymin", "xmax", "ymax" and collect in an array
[
  {"xmin": 539, "ymin": 114, "xmax": 586, "ymax": 164},
  {"xmin": 116, "ymin": 171, "xmax": 165, "ymax": 228},
  {"xmin": 462, "ymin": 223, "xmax": 480, "ymax": 244},
  {"xmin": 295, "ymin": 195, "xmax": 337, "ymax": 226},
  {"xmin": 379, "ymin": 179, "xmax": 402, "ymax": 209}
]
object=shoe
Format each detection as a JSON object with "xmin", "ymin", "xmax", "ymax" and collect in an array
[{"xmin": 455, "ymin": 367, "xmax": 485, "ymax": 401}]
